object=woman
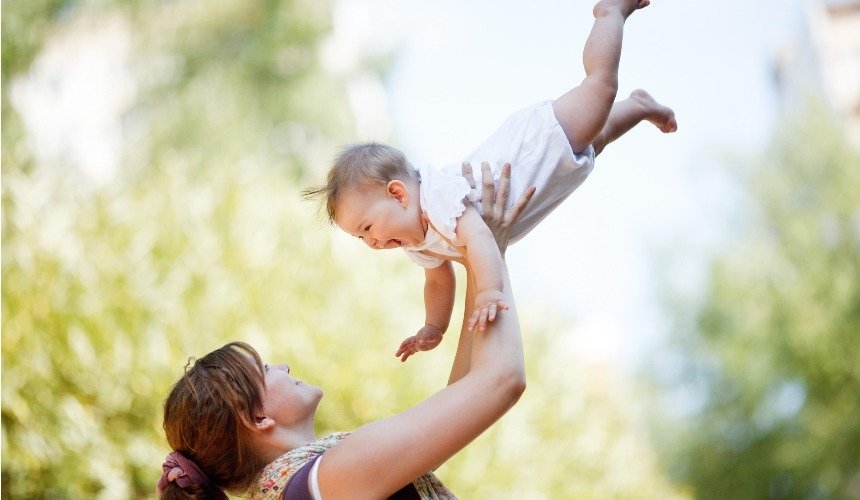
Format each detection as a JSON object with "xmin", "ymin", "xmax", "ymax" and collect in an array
[{"xmin": 158, "ymin": 163, "xmax": 533, "ymax": 499}]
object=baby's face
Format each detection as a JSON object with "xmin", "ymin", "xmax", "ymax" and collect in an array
[{"xmin": 334, "ymin": 182, "xmax": 426, "ymax": 250}]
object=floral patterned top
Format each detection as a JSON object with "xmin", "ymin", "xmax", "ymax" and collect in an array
[{"xmin": 250, "ymin": 432, "xmax": 456, "ymax": 499}]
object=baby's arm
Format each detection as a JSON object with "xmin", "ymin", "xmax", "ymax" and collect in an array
[
  {"xmin": 395, "ymin": 261, "xmax": 455, "ymax": 362},
  {"xmin": 455, "ymin": 205, "xmax": 507, "ymax": 331},
  {"xmin": 425, "ymin": 260, "xmax": 456, "ymax": 333}
]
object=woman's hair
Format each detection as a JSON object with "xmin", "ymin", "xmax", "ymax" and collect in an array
[
  {"xmin": 303, "ymin": 142, "xmax": 419, "ymax": 223},
  {"xmin": 159, "ymin": 342, "xmax": 270, "ymax": 499}
]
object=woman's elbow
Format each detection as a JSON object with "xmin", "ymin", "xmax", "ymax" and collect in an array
[
  {"xmin": 496, "ymin": 367, "xmax": 526, "ymax": 405},
  {"xmin": 510, "ymin": 372, "xmax": 527, "ymax": 402}
]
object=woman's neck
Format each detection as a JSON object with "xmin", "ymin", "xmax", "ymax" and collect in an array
[{"xmin": 256, "ymin": 423, "xmax": 318, "ymax": 464}]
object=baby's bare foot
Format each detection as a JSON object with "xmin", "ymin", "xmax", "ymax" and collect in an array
[
  {"xmin": 631, "ymin": 89, "xmax": 677, "ymax": 133},
  {"xmin": 594, "ymin": 0, "xmax": 650, "ymax": 19}
]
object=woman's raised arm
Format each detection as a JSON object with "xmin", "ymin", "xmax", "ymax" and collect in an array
[
  {"xmin": 448, "ymin": 161, "xmax": 534, "ymax": 385},
  {"xmin": 316, "ymin": 255, "xmax": 526, "ymax": 500}
]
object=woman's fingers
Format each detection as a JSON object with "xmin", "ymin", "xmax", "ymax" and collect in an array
[
  {"xmin": 507, "ymin": 185, "xmax": 535, "ymax": 224},
  {"xmin": 462, "ymin": 162, "xmax": 476, "ymax": 189},
  {"xmin": 495, "ymin": 163, "xmax": 512, "ymax": 220},
  {"xmin": 480, "ymin": 162, "xmax": 494, "ymax": 216}
]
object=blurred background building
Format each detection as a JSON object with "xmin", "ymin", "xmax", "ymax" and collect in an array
[{"xmin": 774, "ymin": 0, "xmax": 860, "ymax": 144}]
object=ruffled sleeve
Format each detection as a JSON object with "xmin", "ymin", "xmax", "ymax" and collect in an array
[
  {"xmin": 417, "ymin": 164, "xmax": 473, "ymax": 245},
  {"xmin": 404, "ymin": 248, "xmax": 445, "ymax": 269}
]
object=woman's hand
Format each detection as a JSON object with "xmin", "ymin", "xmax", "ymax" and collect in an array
[{"xmin": 461, "ymin": 161, "xmax": 535, "ymax": 256}]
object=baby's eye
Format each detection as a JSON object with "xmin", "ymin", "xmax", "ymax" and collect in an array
[{"xmin": 364, "ymin": 225, "xmax": 372, "ymax": 232}]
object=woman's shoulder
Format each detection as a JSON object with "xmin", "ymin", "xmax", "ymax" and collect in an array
[{"xmin": 250, "ymin": 433, "xmax": 349, "ymax": 500}]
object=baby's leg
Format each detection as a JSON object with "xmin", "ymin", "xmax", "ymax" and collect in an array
[
  {"xmin": 552, "ymin": 0, "xmax": 649, "ymax": 153},
  {"xmin": 592, "ymin": 89, "xmax": 677, "ymax": 156}
]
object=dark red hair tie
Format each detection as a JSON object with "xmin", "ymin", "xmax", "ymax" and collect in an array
[{"xmin": 156, "ymin": 451, "xmax": 209, "ymax": 494}]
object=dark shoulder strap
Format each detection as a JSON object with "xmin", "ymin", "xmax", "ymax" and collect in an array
[
  {"xmin": 281, "ymin": 458, "xmax": 316, "ymax": 500},
  {"xmin": 282, "ymin": 455, "xmax": 421, "ymax": 500}
]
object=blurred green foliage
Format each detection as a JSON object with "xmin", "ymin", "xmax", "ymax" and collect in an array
[
  {"xmin": 662, "ymin": 105, "xmax": 860, "ymax": 499},
  {"xmin": 2, "ymin": 0, "xmax": 683, "ymax": 498}
]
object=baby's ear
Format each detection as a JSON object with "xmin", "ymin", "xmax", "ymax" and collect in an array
[{"xmin": 386, "ymin": 180, "xmax": 410, "ymax": 207}]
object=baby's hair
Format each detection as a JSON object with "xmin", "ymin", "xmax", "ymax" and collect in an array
[{"xmin": 303, "ymin": 142, "xmax": 418, "ymax": 223}]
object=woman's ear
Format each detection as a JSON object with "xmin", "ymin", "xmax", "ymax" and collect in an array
[
  {"xmin": 240, "ymin": 412, "xmax": 276, "ymax": 432},
  {"xmin": 254, "ymin": 415, "xmax": 276, "ymax": 431},
  {"xmin": 386, "ymin": 180, "xmax": 409, "ymax": 207}
]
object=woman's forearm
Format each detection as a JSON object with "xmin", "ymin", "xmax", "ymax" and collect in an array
[
  {"xmin": 466, "ymin": 265, "xmax": 524, "ymax": 384},
  {"xmin": 319, "ymin": 263, "xmax": 525, "ymax": 499},
  {"xmin": 447, "ymin": 267, "xmax": 476, "ymax": 385}
]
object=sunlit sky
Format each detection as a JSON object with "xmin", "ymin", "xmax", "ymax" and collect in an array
[{"xmin": 333, "ymin": 0, "xmax": 809, "ymax": 367}]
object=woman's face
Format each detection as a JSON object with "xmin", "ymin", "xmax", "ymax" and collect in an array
[{"xmin": 261, "ymin": 363, "xmax": 323, "ymax": 426}]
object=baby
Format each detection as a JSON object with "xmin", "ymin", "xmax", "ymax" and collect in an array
[{"xmin": 305, "ymin": 0, "xmax": 676, "ymax": 361}]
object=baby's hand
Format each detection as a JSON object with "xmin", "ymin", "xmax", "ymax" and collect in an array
[
  {"xmin": 468, "ymin": 289, "xmax": 509, "ymax": 332},
  {"xmin": 395, "ymin": 325, "xmax": 444, "ymax": 362}
]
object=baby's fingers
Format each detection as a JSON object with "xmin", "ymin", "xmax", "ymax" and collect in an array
[
  {"xmin": 468, "ymin": 308, "xmax": 481, "ymax": 331},
  {"xmin": 400, "ymin": 344, "xmax": 419, "ymax": 362},
  {"xmin": 478, "ymin": 305, "xmax": 490, "ymax": 331},
  {"xmin": 395, "ymin": 337, "xmax": 415, "ymax": 357}
]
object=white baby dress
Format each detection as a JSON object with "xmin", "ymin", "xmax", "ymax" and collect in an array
[{"xmin": 403, "ymin": 100, "xmax": 596, "ymax": 268}]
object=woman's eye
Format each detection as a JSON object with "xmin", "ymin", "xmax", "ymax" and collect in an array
[{"xmin": 264, "ymin": 364, "xmax": 269, "ymax": 372}]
